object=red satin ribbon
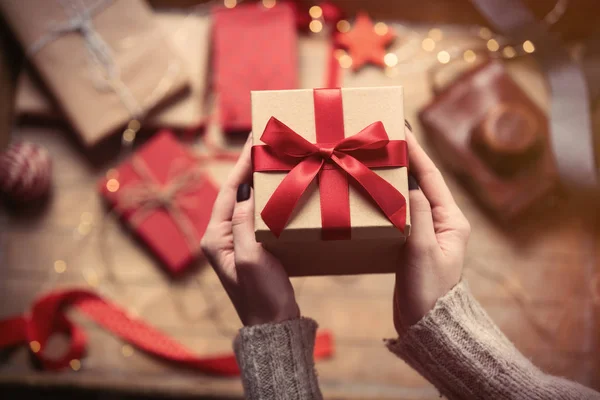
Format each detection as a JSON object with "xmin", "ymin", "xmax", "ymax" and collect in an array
[
  {"xmin": 253, "ymin": 88, "xmax": 408, "ymax": 239},
  {"xmin": 0, "ymin": 289, "xmax": 334, "ymax": 375}
]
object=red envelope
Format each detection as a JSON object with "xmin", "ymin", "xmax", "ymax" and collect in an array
[
  {"xmin": 212, "ymin": 2, "xmax": 298, "ymax": 133},
  {"xmin": 98, "ymin": 131, "xmax": 218, "ymax": 275}
]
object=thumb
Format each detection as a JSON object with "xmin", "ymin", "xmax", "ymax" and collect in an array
[{"xmin": 232, "ymin": 183, "xmax": 260, "ymax": 265}]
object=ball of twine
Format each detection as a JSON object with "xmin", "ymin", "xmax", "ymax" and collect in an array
[{"xmin": 0, "ymin": 141, "xmax": 52, "ymax": 203}]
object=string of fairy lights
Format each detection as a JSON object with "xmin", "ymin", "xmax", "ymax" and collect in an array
[{"xmin": 31, "ymin": 0, "xmax": 598, "ymax": 372}]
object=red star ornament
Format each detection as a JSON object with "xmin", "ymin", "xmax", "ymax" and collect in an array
[{"xmin": 335, "ymin": 12, "xmax": 396, "ymax": 70}]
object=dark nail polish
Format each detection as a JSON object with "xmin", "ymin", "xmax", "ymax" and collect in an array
[
  {"xmin": 237, "ymin": 183, "xmax": 251, "ymax": 202},
  {"xmin": 404, "ymin": 119, "xmax": 412, "ymax": 131},
  {"xmin": 408, "ymin": 174, "xmax": 419, "ymax": 190}
]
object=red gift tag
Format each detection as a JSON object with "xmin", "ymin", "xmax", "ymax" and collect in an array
[
  {"xmin": 99, "ymin": 131, "xmax": 219, "ymax": 275},
  {"xmin": 212, "ymin": 2, "xmax": 298, "ymax": 133}
]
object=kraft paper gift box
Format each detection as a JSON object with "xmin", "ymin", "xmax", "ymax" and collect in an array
[
  {"xmin": 15, "ymin": 11, "xmax": 211, "ymax": 130},
  {"xmin": 251, "ymin": 87, "xmax": 411, "ymax": 276},
  {"xmin": 0, "ymin": 0, "xmax": 190, "ymax": 146}
]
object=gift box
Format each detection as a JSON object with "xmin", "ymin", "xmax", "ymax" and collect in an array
[
  {"xmin": 99, "ymin": 131, "xmax": 218, "ymax": 275},
  {"xmin": 213, "ymin": 2, "xmax": 298, "ymax": 133},
  {"xmin": 0, "ymin": 0, "xmax": 190, "ymax": 146},
  {"xmin": 419, "ymin": 60, "xmax": 559, "ymax": 219},
  {"xmin": 15, "ymin": 12, "xmax": 210, "ymax": 129},
  {"xmin": 252, "ymin": 87, "xmax": 411, "ymax": 276}
]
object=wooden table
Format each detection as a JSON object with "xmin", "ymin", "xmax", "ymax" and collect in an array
[{"xmin": 1, "ymin": 22, "xmax": 599, "ymax": 400}]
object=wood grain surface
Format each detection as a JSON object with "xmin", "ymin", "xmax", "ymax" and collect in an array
[{"xmin": 1, "ymin": 19, "xmax": 599, "ymax": 400}]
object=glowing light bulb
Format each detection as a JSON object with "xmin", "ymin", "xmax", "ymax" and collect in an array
[
  {"xmin": 336, "ymin": 20, "xmax": 350, "ymax": 33},
  {"xmin": 70, "ymin": 359, "xmax": 81, "ymax": 371},
  {"xmin": 422, "ymin": 38, "xmax": 436, "ymax": 52},
  {"xmin": 384, "ymin": 53, "xmax": 398, "ymax": 67},
  {"xmin": 374, "ymin": 22, "xmax": 388, "ymax": 36},
  {"xmin": 502, "ymin": 46, "xmax": 516, "ymax": 58},
  {"xmin": 106, "ymin": 178, "xmax": 120, "ymax": 193},
  {"xmin": 523, "ymin": 40, "xmax": 535, "ymax": 53},
  {"xmin": 309, "ymin": 20, "xmax": 323, "ymax": 33},
  {"xmin": 437, "ymin": 51, "xmax": 450, "ymax": 64},
  {"xmin": 54, "ymin": 260, "xmax": 67, "ymax": 274},
  {"xmin": 463, "ymin": 50, "xmax": 477, "ymax": 63},
  {"xmin": 309, "ymin": 5, "xmax": 322, "ymax": 18},
  {"xmin": 338, "ymin": 54, "xmax": 353, "ymax": 69},
  {"xmin": 487, "ymin": 39, "xmax": 500, "ymax": 52},
  {"xmin": 428, "ymin": 28, "xmax": 443, "ymax": 41}
]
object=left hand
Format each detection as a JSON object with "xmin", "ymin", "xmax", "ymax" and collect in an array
[{"xmin": 201, "ymin": 134, "xmax": 300, "ymax": 326}]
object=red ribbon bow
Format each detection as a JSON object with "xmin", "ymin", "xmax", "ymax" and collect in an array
[{"xmin": 252, "ymin": 88, "xmax": 408, "ymax": 240}]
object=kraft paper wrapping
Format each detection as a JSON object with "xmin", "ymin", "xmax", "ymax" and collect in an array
[
  {"xmin": 1, "ymin": 0, "xmax": 190, "ymax": 146},
  {"xmin": 17, "ymin": 26, "xmax": 323, "ymax": 134},
  {"xmin": 251, "ymin": 87, "xmax": 411, "ymax": 276}
]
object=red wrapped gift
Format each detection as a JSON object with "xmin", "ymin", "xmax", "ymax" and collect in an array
[
  {"xmin": 212, "ymin": 2, "xmax": 298, "ymax": 133},
  {"xmin": 99, "ymin": 131, "xmax": 218, "ymax": 274}
]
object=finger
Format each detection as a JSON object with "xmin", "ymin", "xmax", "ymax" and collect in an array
[
  {"xmin": 406, "ymin": 174, "xmax": 436, "ymax": 248},
  {"xmin": 405, "ymin": 128, "xmax": 458, "ymax": 211},
  {"xmin": 209, "ymin": 134, "xmax": 253, "ymax": 223},
  {"xmin": 231, "ymin": 184, "xmax": 261, "ymax": 265}
]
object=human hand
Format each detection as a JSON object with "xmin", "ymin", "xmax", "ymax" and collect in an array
[
  {"xmin": 201, "ymin": 135, "xmax": 300, "ymax": 326},
  {"xmin": 393, "ymin": 126, "xmax": 471, "ymax": 336}
]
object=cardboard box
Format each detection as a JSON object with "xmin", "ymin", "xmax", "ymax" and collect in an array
[
  {"xmin": 15, "ymin": 11, "xmax": 212, "ymax": 129},
  {"xmin": 251, "ymin": 87, "xmax": 410, "ymax": 276},
  {"xmin": 1, "ymin": 0, "xmax": 190, "ymax": 146}
]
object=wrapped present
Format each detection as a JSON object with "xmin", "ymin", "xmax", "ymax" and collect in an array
[
  {"xmin": 213, "ymin": 2, "xmax": 298, "ymax": 133},
  {"xmin": 251, "ymin": 87, "xmax": 411, "ymax": 276},
  {"xmin": 0, "ymin": 0, "xmax": 190, "ymax": 146},
  {"xmin": 15, "ymin": 11, "xmax": 211, "ymax": 130},
  {"xmin": 419, "ymin": 60, "xmax": 559, "ymax": 219},
  {"xmin": 15, "ymin": 68, "xmax": 58, "ymax": 122},
  {"xmin": 99, "ymin": 131, "xmax": 218, "ymax": 274}
]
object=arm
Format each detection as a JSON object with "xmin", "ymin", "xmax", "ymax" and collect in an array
[
  {"xmin": 201, "ymin": 135, "xmax": 322, "ymax": 400},
  {"xmin": 234, "ymin": 318, "xmax": 321, "ymax": 400},
  {"xmin": 388, "ymin": 280, "xmax": 600, "ymax": 400},
  {"xmin": 391, "ymin": 127, "xmax": 600, "ymax": 399}
]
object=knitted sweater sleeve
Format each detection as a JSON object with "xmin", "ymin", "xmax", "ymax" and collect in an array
[
  {"xmin": 386, "ymin": 280, "xmax": 600, "ymax": 400},
  {"xmin": 234, "ymin": 317, "xmax": 322, "ymax": 400}
]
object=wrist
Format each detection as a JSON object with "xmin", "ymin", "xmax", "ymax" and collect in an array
[{"xmin": 243, "ymin": 298, "xmax": 300, "ymax": 327}]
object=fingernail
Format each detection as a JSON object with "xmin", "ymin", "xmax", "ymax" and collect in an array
[
  {"xmin": 408, "ymin": 174, "xmax": 419, "ymax": 190},
  {"xmin": 404, "ymin": 120, "xmax": 412, "ymax": 131},
  {"xmin": 237, "ymin": 183, "xmax": 251, "ymax": 202}
]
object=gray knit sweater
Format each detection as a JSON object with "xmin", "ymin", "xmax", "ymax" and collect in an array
[{"xmin": 234, "ymin": 281, "xmax": 600, "ymax": 399}]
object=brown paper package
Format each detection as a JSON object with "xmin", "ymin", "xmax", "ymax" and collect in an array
[
  {"xmin": 251, "ymin": 87, "xmax": 411, "ymax": 276},
  {"xmin": 15, "ymin": 10, "xmax": 211, "ymax": 130},
  {"xmin": 0, "ymin": 0, "xmax": 190, "ymax": 146}
]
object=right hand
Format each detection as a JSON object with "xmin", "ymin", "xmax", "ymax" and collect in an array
[
  {"xmin": 393, "ymin": 126, "xmax": 471, "ymax": 336},
  {"xmin": 200, "ymin": 135, "xmax": 300, "ymax": 327}
]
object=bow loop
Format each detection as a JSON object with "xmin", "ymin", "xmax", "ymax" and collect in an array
[
  {"xmin": 334, "ymin": 121, "xmax": 390, "ymax": 152},
  {"xmin": 261, "ymin": 117, "xmax": 318, "ymax": 159},
  {"xmin": 263, "ymin": 117, "xmax": 392, "ymax": 161}
]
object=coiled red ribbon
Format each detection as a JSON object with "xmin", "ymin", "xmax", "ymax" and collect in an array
[
  {"xmin": 252, "ymin": 88, "xmax": 408, "ymax": 239},
  {"xmin": 0, "ymin": 289, "xmax": 334, "ymax": 375}
]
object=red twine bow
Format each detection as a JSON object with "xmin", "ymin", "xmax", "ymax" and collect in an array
[
  {"xmin": 252, "ymin": 88, "xmax": 408, "ymax": 239},
  {"xmin": 0, "ymin": 289, "xmax": 334, "ymax": 375}
]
